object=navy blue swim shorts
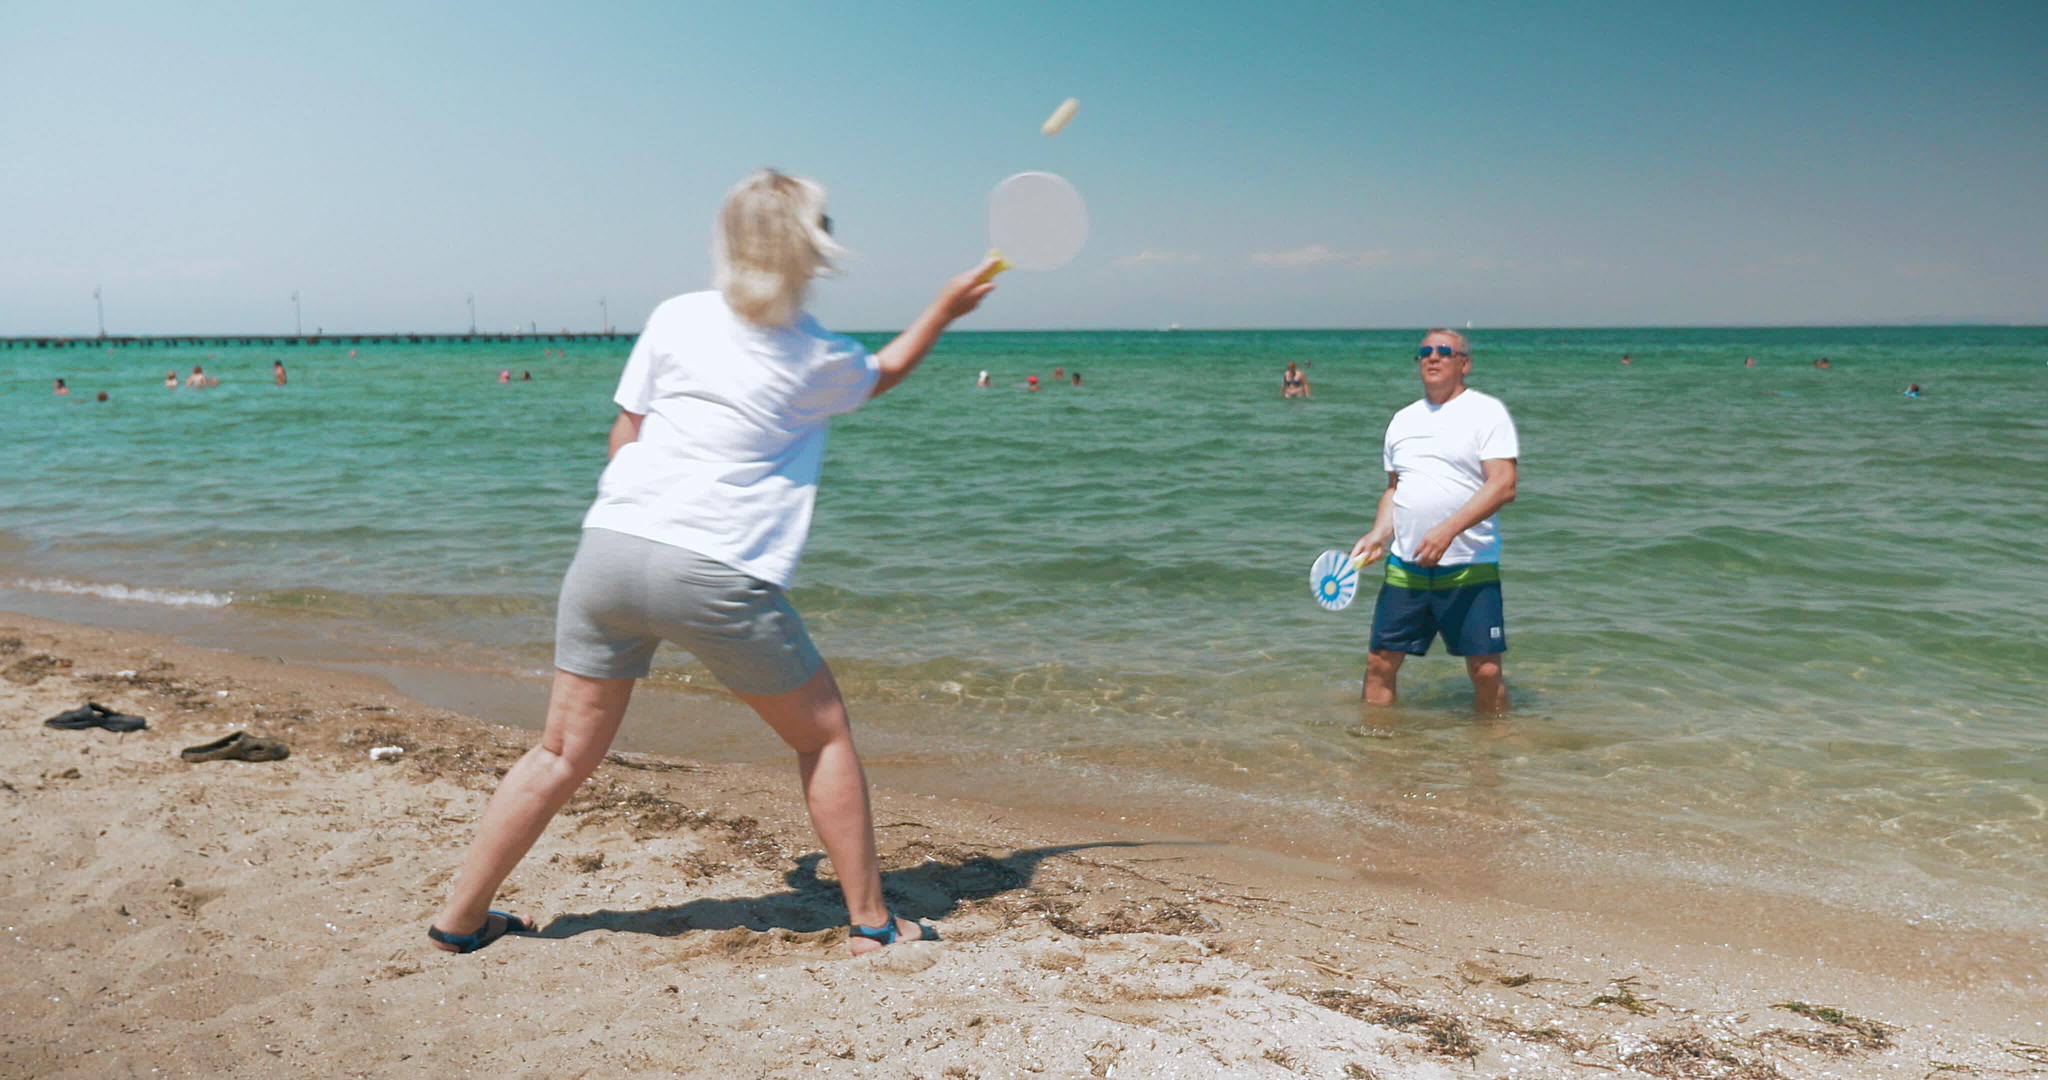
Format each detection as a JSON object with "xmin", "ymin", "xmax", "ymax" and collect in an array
[{"xmin": 1368, "ymin": 555, "xmax": 1506, "ymax": 657}]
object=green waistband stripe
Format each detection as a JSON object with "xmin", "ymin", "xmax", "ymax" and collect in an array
[{"xmin": 1383, "ymin": 559, "xmax": 1500, "ymax": 590}]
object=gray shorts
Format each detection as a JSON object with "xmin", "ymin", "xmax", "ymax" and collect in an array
[{"xmin": 553, "ymin": 528, "xmax": 823, "ymax": 695}]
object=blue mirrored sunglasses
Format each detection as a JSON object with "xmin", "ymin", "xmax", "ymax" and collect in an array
[{"xmin": 1417, "ymin": 345, "xmax": 1462, "ymax": 358}]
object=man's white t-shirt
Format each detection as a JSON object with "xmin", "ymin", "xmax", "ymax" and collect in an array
[
  {"xmin": 1382, "ymin": 388, "xmax": 1520, "ymax": 565},
  {"xmin": 582, "ymin": 291, "xmax": 879, "ymax": 588}
]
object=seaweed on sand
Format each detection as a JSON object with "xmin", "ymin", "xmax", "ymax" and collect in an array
[
  {"xmin": 1481, "ymin": 1016, "xmax": 1590, "ymax": 1053},
  {"xmin": 1585, "ymin": 975, "xmax": 1659, "ymax": 1015},
  {"xmin": 1299, "ymin": 988, "xmax": 1479, "ymax": 1059},
  {"xmin": 1771, "ymin": 1001, "xmax": 1897, "ymax": 1050},
  {"xmin": 1622, "ymin": 1030, "xmax": 1786, "ymax": 1079}
]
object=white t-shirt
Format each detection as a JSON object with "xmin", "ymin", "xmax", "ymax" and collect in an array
[
  {"xmin": 1382, "ymin": 387, "xmax": 1520, "ymax": 565},
  {"xmin": 581, "ymin": 291, "xmax": 879, "ymax": 587}
]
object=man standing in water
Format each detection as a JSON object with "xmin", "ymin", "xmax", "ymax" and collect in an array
[{"xmin": 1351, "ymin": 329, "xmax": 1519, "ymax": 712}]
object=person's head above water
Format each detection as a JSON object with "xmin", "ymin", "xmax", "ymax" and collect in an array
[
  {"xmin": 715, "ymin": 168, "xmax": 846, "ymax": 328},
  {"xmin": 1416, "ymin": 328, "xmax": 1471, "ymax": 403}
]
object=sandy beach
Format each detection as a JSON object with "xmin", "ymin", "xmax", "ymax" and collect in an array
[{"xmin": 2, "ymin": 610, "xmax": 2042, "ymax": 1079}]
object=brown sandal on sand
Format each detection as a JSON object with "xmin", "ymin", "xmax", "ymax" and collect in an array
[{"xmin": 179, "ymin": 731, "xmax": 290, "ymax": 762}]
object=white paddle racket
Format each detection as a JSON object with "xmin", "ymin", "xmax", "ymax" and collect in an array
[
  {"xmin": 983, "ymin": 171, "xmax": 1088, "ymax": 278},
  {"xmin": 1310, "ymin": 549, "xmax": 1365, "ymax": 612}
]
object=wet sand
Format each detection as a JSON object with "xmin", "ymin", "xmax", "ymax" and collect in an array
[{"xmin": 2, "ymin": 610, "xmax": 2042, "ymax": 1079}]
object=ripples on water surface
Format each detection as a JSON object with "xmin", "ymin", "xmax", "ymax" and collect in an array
[{"xmin": 8, "ymin": 326, "xmax": 2046, "ymax": 928}]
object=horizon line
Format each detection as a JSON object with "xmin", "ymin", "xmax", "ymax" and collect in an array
[{"xmin": 5, "ymin": 321, "xmax": 2043, "ymax": 342}]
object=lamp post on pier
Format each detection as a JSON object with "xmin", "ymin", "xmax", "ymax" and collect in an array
[
  {"xmin": 94, "ymin": 287, "xmax": 105, "ymax": 338},
  {"xmin": 599, "ymin": 297, "xmax": 609, "ymax": 333},
  {"xmin": 466, "ymin": 294, "xmax": 477, "ymax": 335},
  {"xmin": 292, "ymin": 290, "xmax": 302, "ymax": 336}
]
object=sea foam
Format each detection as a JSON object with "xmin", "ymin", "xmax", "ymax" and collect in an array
[{"xmin": 8, "ymin": 577, "xmax": 233, "ymax": 608}]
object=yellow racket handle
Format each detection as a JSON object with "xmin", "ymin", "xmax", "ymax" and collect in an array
[{"xmin": 977, "ymin": 249, "xmax": 1012, "ymax": 284}]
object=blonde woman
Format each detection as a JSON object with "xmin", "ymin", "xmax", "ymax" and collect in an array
[{"xmin": 429, "ymin": 169, "xmax": 997, "ymax": 956}]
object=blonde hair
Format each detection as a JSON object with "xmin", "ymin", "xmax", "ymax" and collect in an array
[{"xmin": 713, "ymin": 168, "xmax": 845, "ymax": 327}]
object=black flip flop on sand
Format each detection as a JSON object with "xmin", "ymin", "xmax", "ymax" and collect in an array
[
  {"xmin": 179, "ymin": 731, "xmax": 289, "ymax": 763},
  {"xmin": 427, "ymin": 911, "xmax": 533, "ymax": 954},
  {"xmin": 44, "ymin": 702, "xmax": 148, "ymax": 732}
]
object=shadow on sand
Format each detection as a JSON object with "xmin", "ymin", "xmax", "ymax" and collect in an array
[{"xmin": 535, "ymin": 841, "xmax": 1158, "ymax": 940}]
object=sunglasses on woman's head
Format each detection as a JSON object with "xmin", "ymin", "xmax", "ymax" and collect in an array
[{"xmin": 1417, "ymin": 345, "xmax": 1463, "ymax": 358}]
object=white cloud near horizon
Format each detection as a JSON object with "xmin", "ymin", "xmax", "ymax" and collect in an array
[
  {"xmin": 1112, "ymin": 250, "xmax": 1203, "ymax": 266},
  {"xmin": 1249, "ymin": 244, "xmax": 1442, "ymax": 269}
]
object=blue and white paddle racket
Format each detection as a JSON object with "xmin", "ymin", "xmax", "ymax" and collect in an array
[{"xmin": 1310, "ymin": 549, "xmax": 1363, "ymax": 612}]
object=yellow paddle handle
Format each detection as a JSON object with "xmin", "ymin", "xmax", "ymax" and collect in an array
[{"xmin": 977, "ymin": 249, "xmax": 1012, "ymax": 284}]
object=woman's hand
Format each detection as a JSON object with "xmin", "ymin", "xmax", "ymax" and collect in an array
[{"xmin": 939, "ymin": 257, "xmax": 1002, "ymax": 321}]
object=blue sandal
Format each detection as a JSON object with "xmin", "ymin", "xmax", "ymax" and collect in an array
[
  {"xmin": 427, "ymin": 910, "xmax": 532, "ymax": 954},
  {"xmin": 850, "ymin": 908, "xmax": 937, "ymax": 949}
]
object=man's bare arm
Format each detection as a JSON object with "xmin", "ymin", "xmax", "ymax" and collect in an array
[
  {"xmin": 1350, "ymin": 472, "xmax": 1400, "ymax": 565},
  {"xmin": 1409, "ymin": 458, "xmax": 1517, "ymax": 567},
  {"xmin": 607, "ymin": 410, "xmax": 645, "ymax": 460}
]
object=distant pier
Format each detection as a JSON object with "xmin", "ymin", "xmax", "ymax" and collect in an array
[{"xmin": 0, "ymin": 332, "xmax": 633, "ymax": 350}]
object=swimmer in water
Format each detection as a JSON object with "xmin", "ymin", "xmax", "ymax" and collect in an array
[
  {"xmin": 1281, "ymin": 361, "xmax": 1308, "ymax": 399},
  {"xmin": 521, "ymin": 371, "xmax": 532, "ymax": 382},
  {"xmin": 976, "ymin": 369, "xmax": 990, "ymax": 387},
  {"xmin": 185, "ymin": 365, "xmax": 207, "ymax": 389},
  {"xmin": 1744, "ymin": 356, "xmax": 1755, "ymax": 369},
  {"xmin": 274, "ymin": 360, "xmax": 287, "ymax": 386},
  {"xmin": 164, "ymin": 370, "xmax": 178, "ymax": 388},
  {"xmin": 1620, "ymin": 354, "xmax": 1632, "ymax": 366},
  {"xmin": 1904, "ymin": 383, "xmax": 1922, "ymax": 398},
  {"xmin": 52, "ymin": 378, "xmax": 69, "ymax": 396},
  {"xmin": 1815, "ymin": 357, "xmax": 1832, "ymax": 370},
  {"xmin": 1071, "ymin": 371, "xmax": 1081, "ymax": 387},
  {"xmin": 95, "ymin": 390, "xmax": 109, "ymax": 402},
  {"xmin": 498, "ymin": 369, "xmax": 512, "ymax": 384},
  {"xmin": 1027, "ymin": 375, "xmax": 1040, "ymax": 392},
  {"xmin": 1053, "ymin": 365, "xmax": 1065, "ymax": 381}
]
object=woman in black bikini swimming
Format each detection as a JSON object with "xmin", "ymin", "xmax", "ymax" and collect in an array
[{"xmin": 1281, "ymin": 361, "xmax": 1310, "ymax": 399}]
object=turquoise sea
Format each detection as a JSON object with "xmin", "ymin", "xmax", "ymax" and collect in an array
[{"xmin": 7, "ymin": 327, "xmax": 2047, "ymax": 933}]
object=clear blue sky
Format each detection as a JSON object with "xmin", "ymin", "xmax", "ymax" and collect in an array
[{"xmin": 4, "ymin": 0, "xmax": 2044, "ymax": 333}]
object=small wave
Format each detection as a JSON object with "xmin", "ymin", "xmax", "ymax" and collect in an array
[{"xmin": 7, "ymin": 577, "xmax": 234, "ymax": 607}]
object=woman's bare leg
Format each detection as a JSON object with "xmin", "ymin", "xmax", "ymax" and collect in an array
[
  {"xmin": 731, "ymin": 663, "xmax": 919, "ymax": 953},
  {"xmin": 431, "ymin": 670, "xmax": 634, "ymax": 944}
]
